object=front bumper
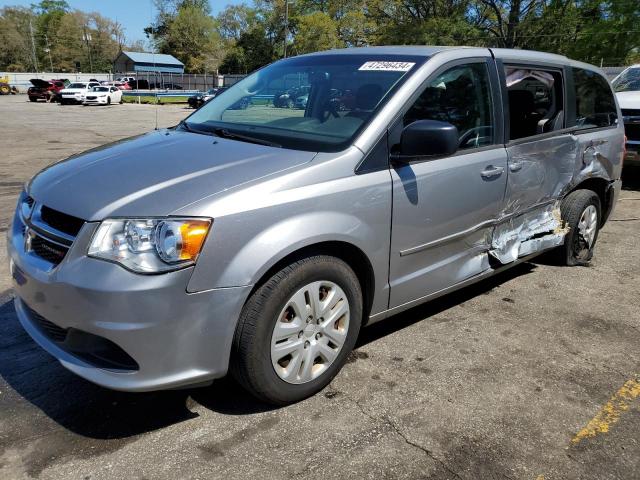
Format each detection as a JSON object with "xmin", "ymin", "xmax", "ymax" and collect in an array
[
  {"xmin": 60, "ymin": 94, "xmax": 83, "ymax": 104},
  {"xmin": 83, "ymin": 97, "xmax": 109, "ymax": 105},
  {"xmin": 8, "ymin": 211, "xmax": 251, "ymax": 391}
]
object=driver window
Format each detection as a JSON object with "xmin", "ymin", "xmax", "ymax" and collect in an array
[{"xmin": 404, "ymin": 63, "xmax": 494, "ymax": 150}]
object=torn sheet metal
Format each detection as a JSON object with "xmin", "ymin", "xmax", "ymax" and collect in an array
[
  {"xmin": 503, "ymin": 136, "xmax": 577, "ymax": 217},
  {"xmin": 490, "ymin": 203, "xmax": 569, "ymax": 264}
]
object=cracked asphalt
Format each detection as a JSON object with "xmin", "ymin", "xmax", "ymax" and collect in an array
[{"xmin": 1, "ymin": 95, "xmax": 639, "ymax": 479}]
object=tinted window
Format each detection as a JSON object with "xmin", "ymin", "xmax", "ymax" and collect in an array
[
  {"xmin": 572, "ymin": 68, "xmax": 617, "ymax": 129},
  {"xmin": 404, "ymin": 63, "xmax": 494, "ymax": 150},
  {"xmin": 505, "ymin": 67, "xmax": 564, "ymax": 140}
]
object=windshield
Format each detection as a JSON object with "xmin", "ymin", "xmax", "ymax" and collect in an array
[
  {"xmin": 185, "ymin": 54, "xmax": 425, "ymax": 152},
  {"xmin": 68, "ymin": 83, "xmax": 86, "ymax": 89},
  {"xmin": 612, "ymin": 68, "xmax": 640, "ymax": 92},
  {"xmin": 92, "ymin": 87, "xmax": 109, "ymax": 92}
]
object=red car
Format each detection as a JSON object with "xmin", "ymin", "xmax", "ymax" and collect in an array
[
  {"xmin": 27, "ymin": 78, "xmax": 67, "ymax": 102},
  {"xmin": 102, "ymin": 81, "xmax": 132, "ymax": 91}
]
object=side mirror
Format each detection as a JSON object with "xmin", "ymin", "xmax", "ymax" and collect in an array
[{"xmin": 396, "ymin": 119, "xmax": 459, "ymax": 161}]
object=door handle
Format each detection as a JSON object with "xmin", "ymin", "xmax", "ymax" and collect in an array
[{"xmin": 480, "ymin": 166, "xmax": 504, "ymax": 179}]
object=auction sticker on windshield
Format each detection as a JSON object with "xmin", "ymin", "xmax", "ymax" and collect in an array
[{"xmin": 359, "ymin": 61, "xmax": 415, "ymax": 72}]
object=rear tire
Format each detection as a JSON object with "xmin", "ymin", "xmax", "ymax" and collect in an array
[
  {"xmin": 107, "ymin": 97, "xmax": 111, "ymax": 105},
  {"xmin": 29, "ymin": 96, "xmax": 37, "ymax": 102},
  {"xmin": 558, "ymin": 189, "xmax": 601, "ymax": 266},
  {"xmin": 231, "ymin": 255, "xmax": 362, "ymax": 405}
]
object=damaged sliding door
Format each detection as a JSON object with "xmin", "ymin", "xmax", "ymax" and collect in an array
[
  {"xmin": 490, "ymin": 135, "xmax": 576, "ymax": 263},
  {"xmin": 490, "ymin": 63, "xmax": 575, "ymax": 264}
]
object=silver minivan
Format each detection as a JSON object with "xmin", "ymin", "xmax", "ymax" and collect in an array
[{"xmin": 9, "ymin": 47, "xmax": 624, "ymax": 404}]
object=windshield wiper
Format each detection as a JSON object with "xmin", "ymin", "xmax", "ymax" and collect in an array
[
  {"xmin": 177, "ymin": 120, "xmax": 213, "ymax": 137},
  {"xmin": 212, "ymin": 127, "xmax": 281, "ymax": 148}
]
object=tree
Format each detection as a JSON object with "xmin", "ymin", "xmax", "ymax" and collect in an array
[
  {"xmin": 165, "ymin": 5, "xmax": 222, "ymax": 72},
  {"xmin": 219, "ymin": 26, "xmax": 277, "ymax": 74},
  {"xmin": 146, "ymin": 0, "xmax": 224, "ymax": 72},
  {"xmin": 293, "ymin": 11, "xmax": 340, "ymax": 54},
  {"xmin": 0, "ymin": 7, "xmax": 37, "ymax": 71},
  {"xmin": 216, "ymin": 4, "xmax": 259, "ymax": 41},
  {"xmin": 367, "ymin": 0, "xmax": 482, "ymax": 46}
]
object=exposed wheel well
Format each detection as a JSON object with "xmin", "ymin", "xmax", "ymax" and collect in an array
[
  {"xmin": 250, "ymin": 241, "xmax": 376, "ymax": 323},
  {"xmin": 568, "ymin": 177, "xmax": 612, "ymax": 225}
]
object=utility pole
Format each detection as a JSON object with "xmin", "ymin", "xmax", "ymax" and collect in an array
[
  {"xmin": 83, "ymin": 27, "xmax": 93, "ymax": 73},
  {"xmin": 29, "ymin": 20, "xmax": 39, "ymax": 72},
  {"xmin": 283, "ymin": 0, "xmax": 290, "ymax": 58},
  {"xmin": 44, "ymin": 34, "xmax": 54, "ymax": 72}
]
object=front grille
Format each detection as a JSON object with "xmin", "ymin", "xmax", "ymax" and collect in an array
[
  {"xmin": 624, "ymin": 123, "xmax": 640, "ymax": 141},
  {"xmin": 40, "ymin": 205, "xmax": 84, "ymax": 237},
  {"xmin": 28, "ymin": 306, "xmax": 68, "ymax": 342},
  {"xmin": 30, "ymin": 235, "xmax": 68, "ymax": 265},
  {"xmin": 86, "ymin": 96, "xmax": 96, "ymax": 100}
]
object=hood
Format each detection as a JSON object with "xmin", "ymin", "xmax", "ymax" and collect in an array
[
  {"xmin": 616, "ymin": 91, "xmax": 640, "ymax": 110},
  {"xmin": 28, "ymin": 129, "xmax": 316, "ymax": 221},
  {"xmin": 29, "ymin": 78, "xmax": 51, "ymax": 88}
]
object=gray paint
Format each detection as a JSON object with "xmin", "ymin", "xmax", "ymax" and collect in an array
[{"xmin": 9, "ymin": 46, "xmax": 625, "ymax": 391}]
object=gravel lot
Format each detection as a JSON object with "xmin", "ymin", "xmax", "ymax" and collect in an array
[{"xmin": 1, "ymin": 95, "xmax": 639, "ymax": 480}]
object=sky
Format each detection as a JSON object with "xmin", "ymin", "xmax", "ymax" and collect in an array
[{"xmin": 0, "ymin": 0, "xmax": 247, "ymax": 43}]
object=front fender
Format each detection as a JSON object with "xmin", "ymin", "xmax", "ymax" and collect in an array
[
  {"xmin": 184, "ymin": 159, "xmax": 393, "ymax": 316},
  {"xmin": 187, "ymin": 210, "xmax": 378, "ymax": 292}
]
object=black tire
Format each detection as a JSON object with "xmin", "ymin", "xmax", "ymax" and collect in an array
[
  {"xmin": 231, "ymin": 255, "xmax": 363, "ymax": 405},
  {"xmin": 29, "ymin": 96, "xmax": 37, "ymax": 102},
  {"xmin": 107, "ymin": 96, "xmax": 111, "ymax": 105},
  {"xmin": 558, "ymin": 189, "xmax": 601, "ymax": 266}
]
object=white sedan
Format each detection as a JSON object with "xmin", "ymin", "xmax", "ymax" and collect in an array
[{"xmin": 82, "ymin": 86, "xmax": 123, "ymax": 106}]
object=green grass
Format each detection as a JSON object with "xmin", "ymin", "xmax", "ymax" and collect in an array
[{"xmin": 122, "ymin": 95, "xmax": 189, "ymax": 105}]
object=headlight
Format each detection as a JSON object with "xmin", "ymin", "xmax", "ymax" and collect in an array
[{"xmin": 88, "ymin": 218, "xmax": 211, "ymax": 273}]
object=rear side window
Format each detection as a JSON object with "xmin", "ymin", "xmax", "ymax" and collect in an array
[
  {"xmin": 504, "ymin": 67, "xmax": 564, "ymax": 140},
  {"xmin": 572, "ymin": 68, "xmax": 617, "ymax": 129}
]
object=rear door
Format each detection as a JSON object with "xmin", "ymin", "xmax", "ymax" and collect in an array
[
  {"xmin": 388, "ymin": 57, "xmax": 508, "ymax": 308},
  {"xmin": 500, "ymin": 62, "xmax": 575, "ymax": 220}
]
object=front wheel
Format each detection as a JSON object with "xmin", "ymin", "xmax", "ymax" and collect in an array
[
  {"xmin": 107, "ymin": 97, "xmax": 111, "ymax": 105},
  {"xmin": 558, "ymin": 189, "xmax": 601, "ymax": 266},
  {"xmin": 231, "ymin": 255, "xmax": 362, "ymax": 405}
]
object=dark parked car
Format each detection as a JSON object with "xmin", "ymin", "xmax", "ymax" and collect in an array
[
  {"xmin": 329, "ymin": 89, "xmax": 356, "ymax": 112},
  {"xmin": 188, "ymin": 87, "xmax": 228, "ymax": 109},
  {"xmin": 126, "ymin": 79, "xmax": 150, "ymax": 90},
  {"xmin": 273, "ymin": 86, "xmax": 310, "ymax": 108},
  {"xmin": 27, "ymin": 79, "xmax": 67, "ymax": 102},
  {"xmin": 151, "ymin": 83, "xmax": 184, "ymax": 90}
]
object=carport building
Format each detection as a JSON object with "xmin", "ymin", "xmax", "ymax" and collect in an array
[{"xmin": 113, "ymin": 51, "xmax": 184, "ymax": 75}]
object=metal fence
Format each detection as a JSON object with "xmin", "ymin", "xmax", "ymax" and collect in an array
[{"xmin": 1, "ymin": 71, "xmax": 247, "ymax": 93}]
